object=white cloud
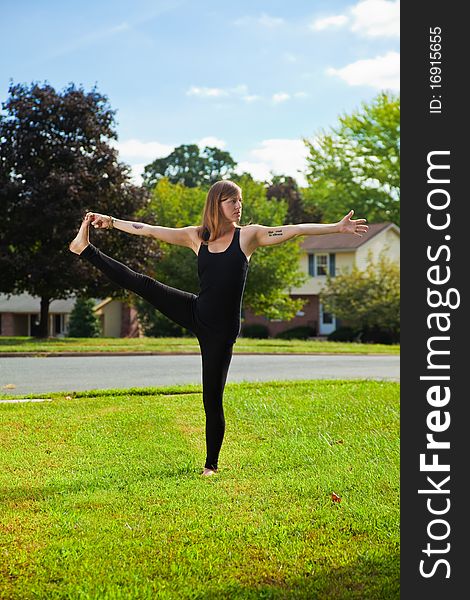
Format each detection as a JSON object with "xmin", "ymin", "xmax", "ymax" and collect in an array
[
  {"xmin": 309, "ymin": 1, "xmax": 399, "ymax": 38},
  {"xmin": 230, "ymin": 84, "xmax": 249, "ymax": 95},
  {"xmin": 272, "ymin": 92, "xmax": 290, "ymax": 104},
  {"xmin": 187, "ymin": 83, "xmax": 253, "ymax": 101},
  {"xmin": 113, "ymin": 139, "xmax": 173, "ymax": 186},
  {"xmin": 113, "ymin": 139, "xmax": 173, "ymax": 161},
  {"xmin": 186, "ymin": 86, "xmax": 229, "ymax": 98},
  {"xmin": 350, "ymin": 0, "xmax": 399, "ymax": 37},
  {"xmin": 283, "ymin": 52, "xmax": 299, "ymax": 63},
  {"xmin": 271, "ymin": 92, "xmax": 307, "ymax": 103},
  {"xmin": 310, "ymin": 15, "xmax": 348, "ymax": 31},
  {"xmin": 126, "ymin": 163, "xmax": 146, "ymax": 185},
  {"xmin": 242, "ymin": 95, "xmax": 261, "ymax": 103},
  {"xmin": 258, "ymin": 13, "xmax": 285, "ymax": 28},
  {"xmin": 326, "ymin": 51, "xmax": 399, "ymax": 90},
  {"xmin": 233, "ymin": 13, "xmax": 285, "ymax": 28},
  {"xmin": 186, "ymin": 83, "xmax": 305, "ymax": 105},
  {"xmin": 235, "ymin": 160, "xmax": 273, "ymax": 183},
  {"xmin": 236, "ymin": 139, "xmax": 309, "ymax": 185},
  {"xmin": 196, "ymin": 136, "xmax": 227, "ymax": 149}
]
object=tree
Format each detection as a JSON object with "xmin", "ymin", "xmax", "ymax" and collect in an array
[
  {"xmin": 67, "ymin": 296, "xmax": 101, "ymax": 337},
  {"xmin": 267, "ymin": 175, "xmax": 323, "ymax": 224},
  {"xmin": 142, "ymin": 144, "xmax": 237, "ymax": 189},
  {"xmin": 319, "ymin": 250, "xmax": 400, "ymax": 342},
  {"xmin": 303, "ymin": 92, "xmax": 400, "ymax": 225},
  {"xmin": 132, "ymin": 176, "xmax": 308, "ymax": 336},
  {"xmin": 0, "ymin": 81, "xmax": 156, "ymax": 338}
]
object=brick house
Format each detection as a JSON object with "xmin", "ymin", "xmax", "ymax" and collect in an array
[
  {"xmin": 242, "ymin": 222, "xmax": 400, "ymax": 337},
  {"xmin": 0, "ymin": 292, "xmax": 141, "ymax": 338}
]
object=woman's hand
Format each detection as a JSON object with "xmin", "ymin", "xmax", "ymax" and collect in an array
[
  {"xmin": 337, "ymin": 210, "xmax": 369, "ymax": 237},
  {"xmin": 86, "ymin": 212, "xmax": 112, "ymax": 229}
]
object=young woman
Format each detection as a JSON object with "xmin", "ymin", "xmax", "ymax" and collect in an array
[{"xmin": 69, "ymin": 180, "xmax": 368, "ymax": 476}]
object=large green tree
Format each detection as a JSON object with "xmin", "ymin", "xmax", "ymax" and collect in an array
[
  {"xmin": 142, "ymin": 144, "xmax": 237, "ymax": 189},
  {"xmin": 303, "ymin": 92, "xmax": 400, "ymax": 225},
  {"xmin": 0, "ymin": 81, "xmax": 155, "ymax": 338},
  {"xmin": 133, "ymin": 176, "xmax": 308, "ymax": 336}
]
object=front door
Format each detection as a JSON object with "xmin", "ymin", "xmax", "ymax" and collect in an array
[{"xmin": 319, "ymin": 303, "xmax": 336, "ymax": 335}]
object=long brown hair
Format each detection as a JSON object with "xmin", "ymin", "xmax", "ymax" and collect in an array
[{"xmin": 197, "ymin": 180, "xmax": 243, "ymax": 244}]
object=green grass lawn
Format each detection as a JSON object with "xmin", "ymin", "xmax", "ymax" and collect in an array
[
  {"xmin": 0, "ymin": 336, "xmax": 400, "ymax": 355},
  {"xmin": 0, "ymin": 380, "xmax": 399, "ymax": 599}
]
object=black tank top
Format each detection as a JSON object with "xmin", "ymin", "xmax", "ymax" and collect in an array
[{"xmin": 195, "ymin": 227, "xmax": 249, "ymax": 342}]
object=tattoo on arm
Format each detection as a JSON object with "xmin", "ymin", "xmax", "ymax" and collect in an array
[
  {"xmin": 267, "ymin": 229, "xmax": 284, "ymax": 237},
  {"xmin": 132, "ymin": 224, "xmax": 144, "ymax": 230}
]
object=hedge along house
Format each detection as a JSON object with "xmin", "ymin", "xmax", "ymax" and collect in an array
[{"xmin": 242, "ymin": 222, "xmax": 400, "ymax": 338}]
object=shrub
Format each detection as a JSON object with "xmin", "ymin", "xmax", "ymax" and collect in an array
[
  {"xmin": 358, "ymin": 326, "xmax": 400, "ymax": 344},
  {"xmin": 320, "ymin": 250, "xmax": 399, "ymax": 336},
  {"xmin": 328, "ymin": 326, "xmax": 361, "ymax": 342},
  {"xmin": 274, "ymin": 326, "xmax": 316, "ymax": 340},
  {"xmin": 132, "ymin": 296, "xmax": 194, "ymax": 338},
  {"xmin": 67, "ymin": 297, "xmax": 101, "ymax": 338},
  {"xmin": 240, "ymin": 324, "xmax": 270, "ymax": 339},
  {"xmin": 141, "ymin": 311, "xmax": 194, "ymax": 338}
]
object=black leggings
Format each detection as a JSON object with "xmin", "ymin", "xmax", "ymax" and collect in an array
[{"xmin": 79, "ymin": 243, "xmax": 234, "ymax": 471}]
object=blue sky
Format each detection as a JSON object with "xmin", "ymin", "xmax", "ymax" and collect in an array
[{"xmin": 1, "ymin": 0, "xmax": 399, "ymax": 186}]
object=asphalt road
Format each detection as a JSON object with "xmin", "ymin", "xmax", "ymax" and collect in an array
[{"xmin": 0, "ymin": 354, "xmax": 399, "ymax": 396}]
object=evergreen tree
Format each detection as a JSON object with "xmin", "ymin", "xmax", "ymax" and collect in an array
[{"xmin": 67, "ymin": 297, "xmax": 101, "ymax": 338}]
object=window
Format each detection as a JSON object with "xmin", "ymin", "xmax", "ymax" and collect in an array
[
  {"xmin": 308, "ymin": 254, "xmax": 315, "ymax": 276},
  {"xmin": 308, "ymin": 253, "xmax": 336, "ymax": 277},
  {"xmin": 55, "ymin": 314, "xmax": 65, "ymax": 334},
  {"xmin": 316, "ymin": 254, "xmax": 328, "ymax": 276}
]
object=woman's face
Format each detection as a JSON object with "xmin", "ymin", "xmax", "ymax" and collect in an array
[{"xmin": 220, "ymin": 193, "xmax": 242, "ymax": 224}]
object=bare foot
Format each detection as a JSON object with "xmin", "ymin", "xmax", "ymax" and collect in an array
[
  {"xmin": 202, "ymin": 468, "xmax": 218, "ymax": 476},
  {"xmin": 69, "ymin": 214, "xmax": 92, "ymax": 255}
]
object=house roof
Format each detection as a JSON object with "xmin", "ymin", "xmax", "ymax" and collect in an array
[
  {"xmin": 93, "ymin": 297, "xmax": 114, "ymax": 312},
  {"xmin": 300, "ymin": 222, "xmax": 399, "ymax": 251}
]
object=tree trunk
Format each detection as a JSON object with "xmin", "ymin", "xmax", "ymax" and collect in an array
[{"xmin": 38, "ymin": 296, "xmax": 50, "ymax": 338}]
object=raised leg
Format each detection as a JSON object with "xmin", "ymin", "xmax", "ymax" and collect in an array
[{"xmin": 77, "ymin": 243, "xmax": 197, "ymax": 333}]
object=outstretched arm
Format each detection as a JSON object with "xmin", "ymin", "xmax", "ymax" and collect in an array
[
  {"xmin": 252, "ymin": 210, "xmax": 368, "ymax": 248},
  {"xmin": 87, "ymin": 212, "xmax": 197, "ymax": 248},
  {"xmin": 298, "ymin": 210, "xmax": 368, "ymax": 237}
]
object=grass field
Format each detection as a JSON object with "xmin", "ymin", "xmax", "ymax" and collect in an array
[
  {"xmin": 0, "ymin": 336, "xmax": 400, "ymax": 355},
  {"xmin": 0, "ymin": 380, "xmax": 399, "ymax": 599}
]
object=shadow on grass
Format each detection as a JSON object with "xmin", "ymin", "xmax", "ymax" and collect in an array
[
  {"xmin": 1, "ymin": 463, "xmax": 206, "ymax": 504},
  {"xmin": 0, "ymin": 336, "xmax": 41, "ymax": 347},
  {"xmin": 197, "ymin": 551, "xmax": 399, "ymax": 600}
]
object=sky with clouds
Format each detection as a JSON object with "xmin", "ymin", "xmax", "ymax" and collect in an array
[{"xmin": 1, "ymin": 0, "xmax": 399, "ymax": 187}]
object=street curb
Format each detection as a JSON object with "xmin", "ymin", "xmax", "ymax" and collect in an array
[{"xmin": 0, "ymin": 351, "xmax": 397, "ymax": 357}]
